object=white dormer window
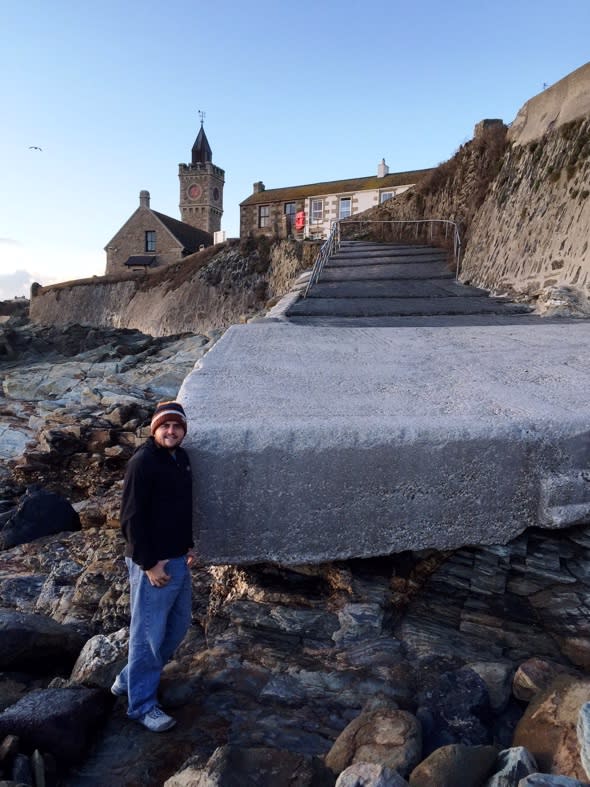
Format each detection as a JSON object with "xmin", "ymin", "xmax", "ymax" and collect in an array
[{"xmin": 380, "ymin": 191, "xmax": 395, "ymax": 203}]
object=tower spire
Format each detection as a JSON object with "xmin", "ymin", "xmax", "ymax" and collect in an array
[{"xmin": 192, "ymin": 111, "xmax": 212, "ymax": 164}]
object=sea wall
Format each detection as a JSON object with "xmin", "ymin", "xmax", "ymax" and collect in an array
[
  {"xmin": 461, "ymin": 65, "xmax": 590, "ymax": 308},
  {"xmin": 30, "ymin": 239, "xmax": 318, "ymax": 336}
]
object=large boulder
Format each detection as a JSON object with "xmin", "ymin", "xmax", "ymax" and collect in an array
[
  {"xmin": 325, "ymin": 708, "xmax": 422, "ymax": 778},
  {"xmin": 513, "ymin": 674, "xmax": 590, "ymax": 780},
  {"xmin": 408, "ymin": 744, "xmax": 498, "ymax": 787},
  {"xmin": 0, "ymin": 687, "xmax": 111, "ymax": 765},
  {"xmin": 164, "ymin": 745, "xmax": 335, "ymax": 786},
  {"xmin": 0, "ymin": 487, "xmax": 80, "ymax": 550},
  {"xmin": 0, "ymin": 609, "xmax": 85, "ymax": 674}
]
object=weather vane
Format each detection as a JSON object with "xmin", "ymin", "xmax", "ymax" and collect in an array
[{"xmin": 198, "ymin": 109, "xmax": 206, "ymax": 127}]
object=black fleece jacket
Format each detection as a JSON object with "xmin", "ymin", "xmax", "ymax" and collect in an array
[{"xmin": 120, "ymin": 437, "xmax": 193, "ymax": 571}]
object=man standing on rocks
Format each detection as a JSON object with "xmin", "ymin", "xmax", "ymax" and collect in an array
[{"xmin": 111, "ymin": 401, "xmax": 196, "ymax": 732}]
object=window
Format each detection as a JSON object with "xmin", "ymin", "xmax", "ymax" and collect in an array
[
  {"xmin": 380, "ymin": 191, "xmax": 395, "ymax": 203},
  {"xmin": 258, "ymin": 205, "xmax": 270, "ymax": 228},
  {"xmin": 284, "ymin": 202, "xmax": 296, "ymax": 218},
  {"xmin": 339, "ymin": 197, "xmax": 352, "ymax": 219},
  {"xmin": 145, "ymin": 231, "xmax": 156, "ymax": 252},
  {"xmin": 311, "ymin": 199, "xmax": 323, "ymax": 224}
]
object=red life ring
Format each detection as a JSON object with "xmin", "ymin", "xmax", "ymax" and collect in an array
[{"xmin": 295, "ymin": 211, "xmax": 305, "ymax": 230}]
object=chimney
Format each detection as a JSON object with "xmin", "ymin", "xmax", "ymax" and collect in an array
[
  {"xmin": 139, "ymin": 190, "xmax": 150, "ymax": 208},
  {"xmin": 377, "ymin": 159, "xmax": 389, "ymax": 178},
  {"xmin": 253, "ymin": 181, "xmax": 266, "ymax": 194}
]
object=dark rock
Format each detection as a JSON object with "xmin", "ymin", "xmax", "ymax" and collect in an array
[
  {"xmin": 0, "ymin": 610, "xmax": 85, "ymax": 674},
  {"xmin": 0, "ymin": 687, "xmax": 110, "ymax": 766},
  {"xmin": 10, "ymin": 754, "xmax": 31, "ymax": 786},
  {"xmin": 0, "ymin": 488, "xmax": 80, "ymax": 550},
  {"xmin": 416, "ymin": 667, "xmax": 492, "ymax": 755}
]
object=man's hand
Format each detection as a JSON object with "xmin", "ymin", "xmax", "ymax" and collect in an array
[
  {"xmin": 186, "ymin": 548, "xmax": 197, "ymax": 568},
  {"xmin": 146, "ymin": 560, "xmax": 170, "ymax": 587}
]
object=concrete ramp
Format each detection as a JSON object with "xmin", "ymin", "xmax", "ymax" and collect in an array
[{"xmin": 179, "ymin": 322, "xmax": 590, "ymax": 565}]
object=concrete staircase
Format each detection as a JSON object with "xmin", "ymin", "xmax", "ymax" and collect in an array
[{"xmin": 287, "ymin": 241, "xmax": 535, "ymax": 325}]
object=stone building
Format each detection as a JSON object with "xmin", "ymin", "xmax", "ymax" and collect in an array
[
  {"xmin": 104, "ymin": 122, "xmax": 224, "ymax": 274},
  {"xmin": 104, "ymin": 191, "xmax": 213, "ymax": 274},
  {"xmin": 240, "ymin": 160, "xmax": 433, "ymax": 240}
]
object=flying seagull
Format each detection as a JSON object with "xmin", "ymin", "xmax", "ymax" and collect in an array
[{"xmin": 28, "ymin": 146, "xmax": 42, "ymax": 151}]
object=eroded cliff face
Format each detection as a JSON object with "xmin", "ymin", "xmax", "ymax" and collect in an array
[{"xmin": 29, "ymin": 239, "xmax": 317, "ymax": 336}]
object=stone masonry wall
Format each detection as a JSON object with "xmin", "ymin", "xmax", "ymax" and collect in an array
[{"xmin": 461, "ymin": 117, "xmax": 590, "ymax": 307}]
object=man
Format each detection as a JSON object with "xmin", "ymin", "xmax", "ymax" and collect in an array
[{"xmin": 111, "ymin": 400, "xmax": 196, "ymax": 732}]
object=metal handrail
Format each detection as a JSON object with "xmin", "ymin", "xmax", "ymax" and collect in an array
[
  {"xmin": 303, "ymin": 220, "xmax": 341, "ymax": 297},
  {"xmin": 303, "ymin": 218, "xmax": 462, "ymax": 297}
]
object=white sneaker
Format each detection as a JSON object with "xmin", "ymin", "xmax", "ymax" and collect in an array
[{"xmin": 139, "ymin": 706, "xmax": 176, "ymax": 732}]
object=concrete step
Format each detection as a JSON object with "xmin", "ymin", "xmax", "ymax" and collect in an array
[
  {"xmin": 286, "ymin": 313, "xmax": 556, "ymax": 327},
  {"xmin": 320, "ymin": 263, "xmax": 454, "ymax": 280},
  {"xmin": 307, "ymin": 281, "xmax": 489, "ymax": 299},
  {"xmin": 287, "ymin": 297, "xmax": 532, "ymax": 318}
]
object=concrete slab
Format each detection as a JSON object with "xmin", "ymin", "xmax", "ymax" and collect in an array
[{"xmin": 179, "ymin": 322, "xmax": 590, "ymax": 566}]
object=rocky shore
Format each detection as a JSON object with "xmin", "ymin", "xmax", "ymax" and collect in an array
[{"xmin": 2, "ymin": 311, "xmax": 590, "ymax": 787}]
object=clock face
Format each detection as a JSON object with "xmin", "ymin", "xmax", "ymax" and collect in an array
[{"xmin": 187, "ymin": 184, "xmax": 202, "ymax": 200}]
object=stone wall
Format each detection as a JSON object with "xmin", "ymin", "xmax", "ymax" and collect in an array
[
  {"xmin": 461, "ymin": 106, "xmax": 590, "ymax": 309},
  {"xmin": 30, "ymin": 239, "xmax": 318, "ymax": 336}
]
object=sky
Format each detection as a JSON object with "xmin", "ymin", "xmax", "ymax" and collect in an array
[{"xmin": 1, "ymin": 0, "xmax": 589, "ymax": 300}]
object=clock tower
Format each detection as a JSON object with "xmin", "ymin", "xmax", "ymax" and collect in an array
[{"xmin": 179, "ymin": 117, "xmax": 224, "ymax": 234}]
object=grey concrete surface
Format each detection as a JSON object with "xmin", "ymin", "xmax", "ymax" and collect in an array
[{"xmin": 179, "ymin": 321, "xmax": 590, "ymax": 566}]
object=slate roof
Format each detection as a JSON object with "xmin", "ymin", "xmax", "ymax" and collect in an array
[
  {"xmin": 240, "ymin": 168, "xmax": 434, "ymax": 206},
  {"xmin": 153, "ymin": 211, "xmax": 213, "ymax": 251},
  {"xmin": 192, "ymin": 125, "xmax": 212, "ymax": 164}
]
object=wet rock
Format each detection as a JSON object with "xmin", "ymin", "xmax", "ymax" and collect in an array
[
  {"xmin": 513, "ymin": 674, "xmax": 590, "ymax": 780},
  {"xmin": 0, "ymin": 687, "xmax": 110, "ymax": 766},
  {"xmin": 325, "ymin": 709, "xmax": 421, "ymax": 778},
  {"xmin": 483, "ymin": 746, "xmax": 537, "ymax": 786},
  {"xmin": 0, "ymin": 487, "xmax": 80, "ymax": 550},
  {"xmin": 164, "ymin": 744, "xmax": 335, "ymax": 786},
  {"xmin": 408, "ymin": 743, "xmax": 498, "ymax": 787},
  {"xmin": 0, "ymin": 609, "xmax": 85, "ymax": 674}
]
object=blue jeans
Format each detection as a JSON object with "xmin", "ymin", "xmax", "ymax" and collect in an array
[{"xmin": 114, "ymin": 555, "xmax": 192, "ymax": 718}]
